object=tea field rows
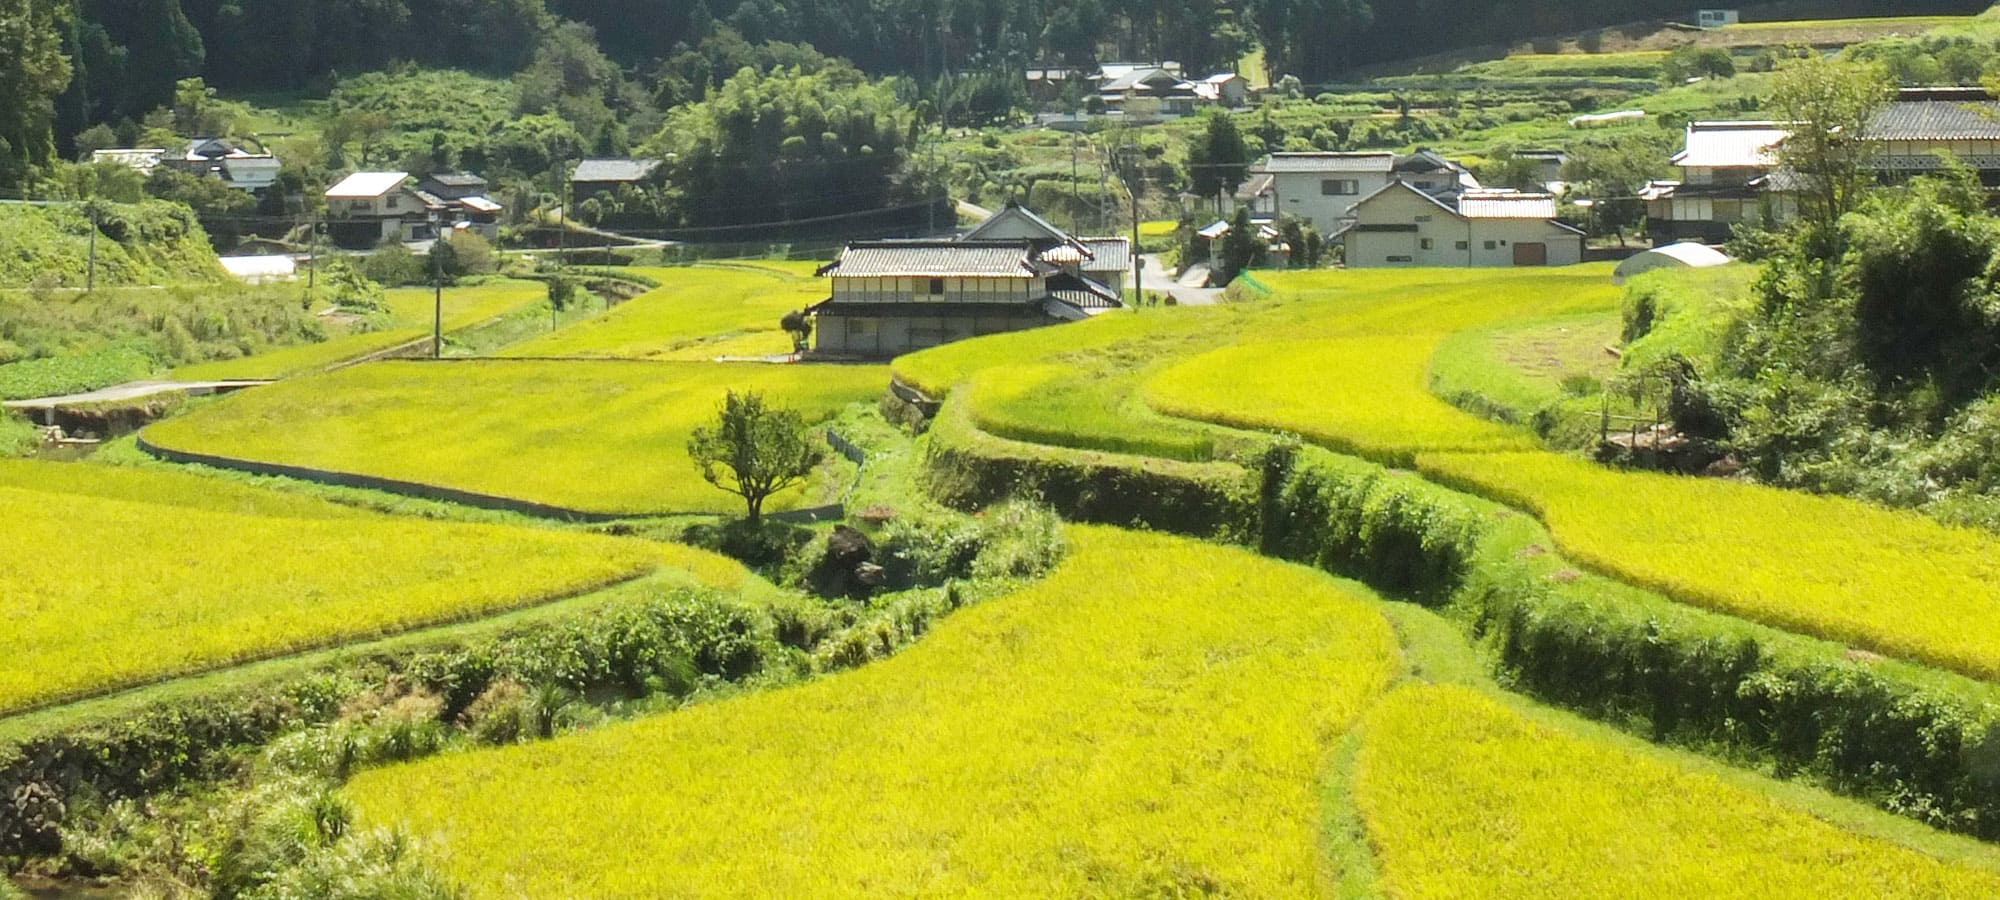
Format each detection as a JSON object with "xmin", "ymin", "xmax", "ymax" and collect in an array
[
  {"xmin": 143, "ymin": 359, "xmax": 886, "ymax": 515},
  {"xmin": 0, "ymin": 461, "xmax": 693, "ymax": 714},
  {"xmin": 347, "ymin": 528, "xmax": 1402, "ymax": 897}
]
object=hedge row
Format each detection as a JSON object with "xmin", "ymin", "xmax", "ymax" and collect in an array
[
  {"xmin": 928, "ymin": 399, "xmax": 2000, "ymax": 838},
  {"xmin": 0, "ymin": 586, "xmax": 782, "ymax": 860},
  {"xmin": 923, "ymin": 389, "xmax": 1256, "ymax": 540}
]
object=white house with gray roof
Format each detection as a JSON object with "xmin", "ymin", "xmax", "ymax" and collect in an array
[
  {"xmin": 1336, "ymin": 182, "xmax": 1582, "ymax": 268},
  {"xmin": 571, "ymin": 158, "xmax": 664, "ymax": 201}
]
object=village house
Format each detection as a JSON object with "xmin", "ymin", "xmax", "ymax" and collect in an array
[
  {"xmin": 92, "ymin": 137, "xmax": 281, "ymax": 192},
  {"xmin": 570, "ymin": 157, "xmax": 664, "ymax": 202},
  {"xmin": 1249, "ymin": 150, "xmax": 1483, "ymax": 233},
  {"xmin": 1097, "ymin": 64, "xmax": 1201, "ymax": 117},
  {"xmin": 324, "ymin": 171, "xmax": 429, "ymax": 247},
  {"xmin": 1193, "ymin": 73, "xmax": 1250, "ymax": 108},
  {"xmin": 808, "ymin": 203, "xmax": 1127, "ymax": 358},
  {"xmin": 1640, "ymin": 120, "xmax": 1792, "ymax": 244},
  {"xmin": 1335, "ymin": 182, "xmax": 1583, "ymax": 268},
  {"xmin": 416, "ymin": 172, "xmax": 504, "ymax": 240},
  {"xmin": 1642, "ymin": 88, "xmax": 2000, "ymax": 244}
]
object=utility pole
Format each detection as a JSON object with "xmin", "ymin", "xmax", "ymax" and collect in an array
[
  {"xmin": 1119, "ymin": 142, "xmax": 1142, "ymax": 307},
  {"xmin": 85, "ymin": 204, "xmax": 98, "ymax": 293},
  {"xmin": 305, "ymin": 215, "xmax": 317, "ymax": 304},
  {"xmin": 431, "ymin": 214, "xmax": 444, "ymax": 358}
]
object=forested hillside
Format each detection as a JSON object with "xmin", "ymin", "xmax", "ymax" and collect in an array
[{"xmin": 7, "ymin": 0, "xmax": 1991, "ymax": 186}]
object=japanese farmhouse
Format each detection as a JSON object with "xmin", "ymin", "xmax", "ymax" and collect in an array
[{"xmin": 808, "ymin": 204, "xmax": 1128, "ymax": 358}]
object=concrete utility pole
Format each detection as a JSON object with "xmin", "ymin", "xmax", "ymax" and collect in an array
[
  {"xmin": 431, "ymin": 214, "xmax": 444, "ymax": 358},
  {"xmin": 1119, "ymin": 143, "xmax": 1142, "ymax": 306},
  {"xmin": 85, "ymin": 204, "xmax": 98, "ymax": 293}
]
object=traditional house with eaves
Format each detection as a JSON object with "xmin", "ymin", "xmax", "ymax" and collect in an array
[{"xmin": 807, "ymin": 204, "xmax": 1128, "ymax": 358}]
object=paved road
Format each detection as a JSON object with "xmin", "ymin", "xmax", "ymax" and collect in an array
[
  {"xmin": 1135, "ymin": 254, "xmax": 1221, "ymax": 307},
  {"xmin": 3, "ymin": 379, "xmax": 273, "ymax": 412}
]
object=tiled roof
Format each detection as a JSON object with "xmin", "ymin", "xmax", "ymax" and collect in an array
[
  {"xmin": 827, "ymin": 240, "xmax": 1042, "ymax": 278},
  {"xmin": 1868, "ymin": 98, "xmax": 2000, "ymax": 141},
  {"xmin": 572, "ymin": 158, "xmax": 663, "ymax": 182},
  {"xmin": 1077, "ymin": 237, "xmax": 1131, "ymax": 274},
  {"xmin": 1673, "ymin": 121, "xmax": 1788, "ymax": 169},
  {"xmin": 426, "ymin": 172, "xmax": 488, "ymax": 188},
  {"xmin": 1263, "ymin": 152, "xmax": 1397, "ymax": 174}
]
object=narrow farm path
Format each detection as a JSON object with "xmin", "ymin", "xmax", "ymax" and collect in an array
[{"xmin": 347, "ymin": 527, "xmax": 1403, "ymax": 897}]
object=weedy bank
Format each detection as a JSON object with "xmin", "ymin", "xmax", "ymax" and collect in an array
[
  {"xmin": 346, "ymin": 528, "xmax": 1400, "ymax": 897},
  {"xmin": 143, "ymin": 359, "xmax": 885, "ymax": 515},
  {"xmin": 173, "ymin": 279, "xmax": 551, "ymax": 380}
]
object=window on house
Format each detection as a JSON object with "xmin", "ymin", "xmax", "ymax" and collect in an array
[
  {"xmin": 929, "ymin": 278, "xmax": 945, "ymax": 295},
  {"xmin": 1483, "ymin": 240, "xmax": 1498, "ymax": 250},
  {"xmin": 1415, "ymin": 215, "xmax": 1432, "ymax": 223},
  {"xmin": 1321, "ymin": 178, "xmax": 1360, "ymax": 195},
  {"xmin": 1386, "ymin": 255, "xmax": 1414, "ymax": 262},
  {"xmin": 1455, "ymin": 241, "xmax": 1469, "ymax": 250},
  {"xmin": 1420, "ymin": 238, "xmax": 1434, "ymax": 250},
  {"xmin": 386, "ymin": 195, "xmax": 399, "ymax": 211}
]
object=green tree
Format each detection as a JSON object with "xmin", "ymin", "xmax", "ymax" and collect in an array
[
  {"xmin": 0, "ymin": 0, "xmax": 74, "ymax": 189},
  {"xmin": 686, "ymin": 390, "xmax": 824, "ymax": 524},
  {"xmin": 1216, "ymin": 206, "xmax": 1267, "ymax": 284},
  {"xmin": 1186, "ymin": 110, "xmax": 1251, "ymax": 213},
  {"xmin": 779, "ymin": 308, "xmax": 812, "ymax": 353},
  {"xmin": 1769, "ymin": 54, "xmax": 1891, "ymax": 243}
]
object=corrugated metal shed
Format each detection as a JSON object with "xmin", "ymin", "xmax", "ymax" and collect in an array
[
  {"xmin": 1458, "ymin": 192, "xmax": 1558, "ymax": 219},
  {"xmin": 827, "ymin": 241, "xmax": 1041, "ymax": 277}
]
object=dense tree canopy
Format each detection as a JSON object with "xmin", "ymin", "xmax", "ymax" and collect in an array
[{"xmin": 650, "ymin": 62, "xmax": 917, "ymax": 230}]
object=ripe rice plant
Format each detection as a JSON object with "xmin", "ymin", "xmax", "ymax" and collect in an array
[
  {"xmin": 0, "ymin": 479, "xmax": 677, "ymax": 714},
  {"xmin": 1147, "ymin": 336, "xmax": 1542, "ymax": 463},
  {"xmin": 503, "ymin": 264, "xmax": 825, "ymax": 360},
  {"xmin": 174, "ymin": 280, "xmax": 550, "ymax": 380},
  {"xmin": 1418, "ymin": 450, "xmax": 2000, "ymax": 680},
  {"xmin": 346, "ymin": 527, "xmax": 1400, "ymax": 897},
  {"xmin": 144, "ymin": 359, "xmax": 885, "ymax": 515},
  {"xmin": 0, "ymin": 458, "xmax": 370, "ymax": 520},
  {"xmin": 1354, "ymin": 684, "xmax": 2000, "ymax": 897}
]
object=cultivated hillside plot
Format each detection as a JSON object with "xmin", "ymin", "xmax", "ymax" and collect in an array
[
  {"xmin": 348, "ymin": 528, "xmax": 1401, "ymax": 897},
  {"xmin": 503, "ymin": 263, "xmax": 824, "ymax": 360},
  {"xmin": 0, "ymin": 462, "xmax": 682, "ymax": 714},
  {"xmin": 175, "ymin": 280, "xmax": 551, "ymax": 380},
  {"xmin": 1355, "ymin": 684, "xmax": 2000, "ymax": 898},
  {"xmin": 145, "ymin": 359, "xmax": 886, "ymax": 515}
]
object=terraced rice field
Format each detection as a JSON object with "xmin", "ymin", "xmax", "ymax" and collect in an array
[
  {"xmin": 1354, "ymin": 684, "xmax": 2000, "ymax": 898},
  {"xmin": 143, "ymin": 359, "xmax": 885, "ymax": 515},
  {"xmin": 1418, "ymin": 451, "xmax": 2000, "ymax": 680},
  {"xmin": 0, "ymin": 461, "xmax": 687, "ymax": 714},
  {"xmin": 348, "ymin": 528, "xmax": 1402, "ymax": 897},
  {"xmin": 174, "ymin": 280, "xmax": 550, "ymax": 380},
  {"xmin": 503, "ymin": 263, "xmax": 823, "ymax": 360}
]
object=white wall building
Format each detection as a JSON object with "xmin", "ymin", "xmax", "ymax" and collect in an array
[
  {"xmin": 1262, "ymin": 152, "xmax": 1399, "ymax": 232},
  {"xmin": 1338, "ymin": 183, "xmax": 1583, "ymax": 268}
]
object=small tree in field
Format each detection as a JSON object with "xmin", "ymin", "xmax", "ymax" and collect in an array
[
  {"xmin": 687, "ymin": 391, "xmax": 823, "ymax": 523},
  {"xmin": 780, "ymin": 308, "xmax": 813, "ymax": 353}
]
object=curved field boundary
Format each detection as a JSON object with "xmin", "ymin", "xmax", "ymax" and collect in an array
[{"xmin": 137, "ymin": 433, "xmax": 850, "ymax": 525}]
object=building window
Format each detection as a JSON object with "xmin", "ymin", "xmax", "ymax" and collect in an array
[
  {"xmin": 848, "ymin": 318, "xmax": 878, "ymax": 338},
  {"xmin": 1386, "ymin": 255, "xmax": 1414, "ymax": 262},
  {"xmin": 929, "ymin": 278, "xmax": 945, "ymax": 295},
  {"xmin": 1483, "ymin": 240, "xmax": 1498, "ymax": 250},
  {"xmin": 1415, "ymin": 215, "xmax": 1432, "ymax": 223},
  {"xmin": 1321, "ymin": 178, "xmax": 1360, "ymax": 196},
  {"xmin": 1420, "ymin": 238, "xmax": 1434, "ymax": 250},
  {"xmin": 386, "ymin": 195, "xmax": 399, "ymax": 211},
  {"xmin": 1455, "ymin": 241, "xmax": 1469, "ymax": 250}
]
